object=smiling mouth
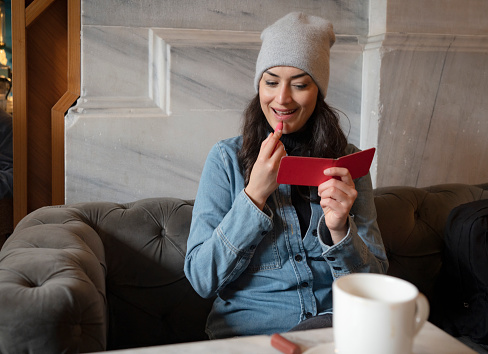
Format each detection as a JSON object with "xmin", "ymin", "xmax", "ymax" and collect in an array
[{"xmin": 272, "ymin": 108, "xmax": 297, "ymax": 116}]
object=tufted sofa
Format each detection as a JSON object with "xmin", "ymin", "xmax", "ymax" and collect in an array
[{"xmin": 0, "ymin": 183, "xmax": 487, "ymax": 353}]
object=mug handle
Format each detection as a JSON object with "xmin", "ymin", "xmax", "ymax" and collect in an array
[{"xmin": 414, "ymin": 293, "xmax": 430, "ymax": 335}]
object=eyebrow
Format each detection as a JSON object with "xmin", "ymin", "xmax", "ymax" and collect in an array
[{"xmin": 264, "ymin": 70, "xmax": 309, "ymax": 79}]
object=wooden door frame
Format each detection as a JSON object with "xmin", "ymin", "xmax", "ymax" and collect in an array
[
  {"xmin": 12, "ymin": 0, "xmax": 80, "ymax": 225},
  {"xmin": 52, "ymin": 0, "xmax": 81, "ymax": 206}
]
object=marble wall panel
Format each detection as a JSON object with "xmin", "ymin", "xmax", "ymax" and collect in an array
[
  {"xmin": 416, "ymin": 37, "xmax": 488, "ymax": 186},
  {"xmin": 68, "ymin": 1, "xmax": 488, "ymax": 204},
  {"xmin": 360, "ymin": 35, "xmax": 383, "ymax": 183},
  {"xmin": 386, "ymin": 0, "xmax": 488, "ymax": 35},
  {"xmin": 327, "ymin": 37, "xmax": 363, "ymax": 146},
  {"xmin": 81, "ymin": 0, "xmax": 368, "ymax": 34},
  {"xmin": 82, "ymin": 26, "xmax": 150, "ymax": 99},
  {"xmin": 376, "ymin": 34, "xmax": 488, "ymax": 187},
  {"xmin": 66, "ymin": 18, "xmax": 364, "ymax": 203},
  {"xmin": 67, "ymin": 28, "xmax": 258, "ymax": 203}
]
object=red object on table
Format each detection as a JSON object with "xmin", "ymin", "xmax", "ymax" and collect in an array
[{"xmin": 270, "ymin": 333, "xmax": 302, "ymax": 354}]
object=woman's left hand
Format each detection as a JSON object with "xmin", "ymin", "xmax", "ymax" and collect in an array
[{"xmin": 317, "ymin": 167, "xmax": 358, "ymax": 243}]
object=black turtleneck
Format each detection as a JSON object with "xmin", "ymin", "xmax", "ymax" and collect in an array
[
  {"xmin": 266, "ymin": 122, "xmax": 334, "ymax": 244},
  {"xmin": 268, "ymin": 122, "xmax": 313, "ymax": 238}
]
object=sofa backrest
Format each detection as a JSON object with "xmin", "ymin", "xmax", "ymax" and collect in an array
[
  {"xmin": 56, "ymin": 197, "xmax": 213, "ymax": 349},
  {"xmin": 81, "ymin": 197, "xmax": 213, "ymax": 349},
  {"xmin": 2, "ymin": 182, "xmax": 488, "ymax": 352}
]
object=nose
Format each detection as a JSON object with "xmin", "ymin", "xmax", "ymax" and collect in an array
[{"xmin": 276, "ymin": 84, "xmax": 293, "ymax": 105}]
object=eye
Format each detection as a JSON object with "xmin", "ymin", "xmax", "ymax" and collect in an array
[
  {"xmin": 293, "ymin": 84, "xmax": 308, "ymax": 90},
  {"xmin": 265, "ymin": 80, "xmax": 279, "ymax": 87}
]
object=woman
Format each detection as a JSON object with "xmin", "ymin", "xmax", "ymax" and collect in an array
[{"xmin": 184, "ymin": 12, "xmax": 388, "ymax": 339}]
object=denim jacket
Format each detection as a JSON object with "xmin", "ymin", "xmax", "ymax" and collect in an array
[{"xmin": 184, "ymin": 136, "xmax": 388, "ymax": 339}]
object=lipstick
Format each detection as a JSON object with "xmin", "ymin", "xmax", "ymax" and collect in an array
[{"xmin": 275, "ymin": 122, "xmax": 283, "ymax": 133}]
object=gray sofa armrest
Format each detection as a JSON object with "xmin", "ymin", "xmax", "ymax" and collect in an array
[{"xmin": 0, "ymin": 207, "xmax": 107, "ymax": 353}]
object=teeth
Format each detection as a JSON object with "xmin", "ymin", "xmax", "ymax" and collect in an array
[{"xmin": 274, "ymin": 109, "xmax": 295, "ymax": 115}]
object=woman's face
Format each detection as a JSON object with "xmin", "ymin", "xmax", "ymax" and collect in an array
[{"xmin": 259, "ymin": 66, "xmax": 319, "ymax": 134}]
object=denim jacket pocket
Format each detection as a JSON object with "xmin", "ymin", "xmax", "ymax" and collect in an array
[{"xmin": 244, "ymin": 229, "xmax": 282, "ymax": 273}]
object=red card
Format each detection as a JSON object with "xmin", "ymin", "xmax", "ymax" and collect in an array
[{"xmin": 276, "ymin": 148, "xmax": 376, "ymax": 186}]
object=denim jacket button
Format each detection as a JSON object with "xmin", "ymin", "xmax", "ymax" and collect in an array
[
  {"xmin": 295, "ymin": 254, "xmax": 303, "ymax": 262},
  {"xmin": 312, "ymin": 229, "xmax": 318, "ymax": 236},
  {"xmin": 305, "ymin": 312, "xmax": 313, "ymax": 319},
  {"xmin": 301, "ymin": 282, "xmax": 309, "ymax": 288}
]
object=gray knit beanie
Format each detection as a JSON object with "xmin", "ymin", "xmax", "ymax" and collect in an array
[{"xmin": 254, "ymin": 12, "xmax": 335, "ymax": 97}]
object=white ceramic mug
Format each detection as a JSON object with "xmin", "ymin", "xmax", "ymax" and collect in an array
[{"xmin": 333, "ymin": 273, "xmax": 429, "ymax": 354}]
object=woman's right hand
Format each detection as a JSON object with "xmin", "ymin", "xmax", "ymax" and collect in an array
[{"xmin": 244, "ymin": 129, "xmax": 286, "ymax": 210}]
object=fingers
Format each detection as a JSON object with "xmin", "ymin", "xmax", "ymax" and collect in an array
[
  {"xmin": 245, "ymin": 130, "xmax": 286, "ymax": 210},
  {"xmin": 261, "ymin": 129, "xmax": 284, "ymax": 159},
  {"xmin": 319, "ymin": 185, "xmax": 357, "ymax": 210},
  {"xmin": 324, "ymin": 167, "xmax": 353, "ymax": 185},
  {"xmin": 318, "ymin": 168, "xmax": 355, "ymax": 195},
  {"xmin": 318, "ymin": 167, "xmax": 358, "ymax": 233}
]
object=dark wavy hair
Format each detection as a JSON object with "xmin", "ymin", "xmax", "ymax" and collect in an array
[{"xmin": 238, "ymin": 92, "xmax": 348, "ymax": 185}]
